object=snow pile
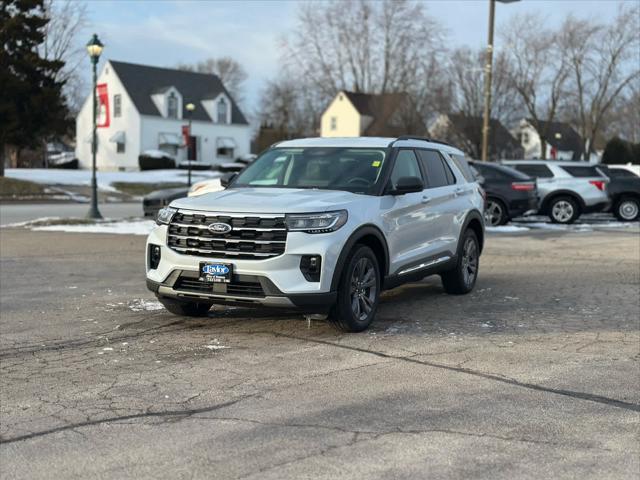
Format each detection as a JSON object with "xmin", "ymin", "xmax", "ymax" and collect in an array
[
  {"xmin": 5, "ymin": 168, "xmax": 220, "ymax": 193},
  {"xmin": 128, "ymin": 299, "xmax": 165, "ymax": 312},
  {"xmin": 31, "ymin": 220, "xmax": 156, "ymax": 236},
  {"xmin": 486, "ymin": 225, "xmax": 530, "ymax": 233}
]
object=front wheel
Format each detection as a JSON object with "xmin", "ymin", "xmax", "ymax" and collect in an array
[
  {"xmin": 441, "ymin": 230, "xmax": 480, "ymax": 295},
  {"xmin": 159, "ymin": 298, "xmax": 213, "ymax": 317},
  {"xmin": 614, "ymin": 197, "xmax": 640, "ymax": 222},
  {"xmin": 329, "ymin": 245, "xmax": 381, "ymax": 332}
]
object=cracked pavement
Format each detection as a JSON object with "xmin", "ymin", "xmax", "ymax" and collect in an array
[{"xmin": 0, "ymin": 227, "xmax": 639, "ymax": 479}]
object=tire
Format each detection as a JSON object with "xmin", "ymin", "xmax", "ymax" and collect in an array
[
  {"xmin": 328, "ymin": 245, "xmax": 381, "ymax": 332},
  {"xmin": 159, "ymin": 298, "xmax": 213, "ymax": 317},
  {"xmin": 441, "ymin": 230, "xmax": 480, "ymax": 295},
  {"xmin": 484, "ymin": 198, "xmax": 508, "ymax": 226},
  {"xmin": 613, "ymin": 196, "xmax": 640, "ymax": 222},
  {"xmin": 548, "ymin": 196, "xmax": 580, "ymax": 224}
]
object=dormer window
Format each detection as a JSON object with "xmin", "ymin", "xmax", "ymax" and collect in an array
[
  {"xmin": 217, "ymin": 97, "xmax": 228, "ymax": 124},
  {"xmin": 167, "ymin": 92, "xmax": 178, "ymax": 119}
]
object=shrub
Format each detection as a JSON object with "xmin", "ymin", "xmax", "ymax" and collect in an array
[{"xmin": 602, "ymin": 137, "xmax": 640, "ymax": 165}]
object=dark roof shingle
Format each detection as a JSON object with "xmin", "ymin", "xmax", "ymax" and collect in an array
[{"xmin": 109, "ymin": 60, "xmax": 248, "ymax": 124}]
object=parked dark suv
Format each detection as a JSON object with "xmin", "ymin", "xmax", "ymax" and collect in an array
[
  {"xmin": 597, "ymin": 165, "xmax": 640, "ymax": 221},
  {"xmin": 469, "ymin": 161, "xmax": 537, "ymax": 226}
]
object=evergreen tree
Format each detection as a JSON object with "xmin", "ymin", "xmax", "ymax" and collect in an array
[{"xmin": 0, "ymin": 0, "xmax": 70, "ymax": 175}]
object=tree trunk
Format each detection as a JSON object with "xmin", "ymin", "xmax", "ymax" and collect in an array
[{"xmin": 540, "ymin": 138, "xmax": 547, "ymax": 160}]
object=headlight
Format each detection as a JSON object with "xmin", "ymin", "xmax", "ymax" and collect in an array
[
  {"xmin": 156, "ymin": 206, "xmax": 177, "ymax": 225},
  {"xmin": 285, "ymin": 210, "xmax": 348, "ymax": 233}
]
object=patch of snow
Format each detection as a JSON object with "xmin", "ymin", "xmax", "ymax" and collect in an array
[
  {"xmin": 5, "ymin": 168, "xmax": 220, "ymax": 193},
  {"xmin": 205, "ymin": 345, "xmax": 230, "ymax": 350},
  {"xmin": 486, "ymin": 225, "xmax": 530, "ymax": 232},
  {"xmin": 31, "ymin": 220, "xmax": 156, "ymax": 236},
  {"xmin": 128, "ymin": 299, "xmax": 164, "ymax": 312},
  {"xmin": 102, "ymin": 347, "xmax": 114, "ymax": 351},
  {"xmin": 1, "ymin": 217, "xmax": 62, "ymax": 228},
  {"xmin": 142, "ymin": 149, "xmax": 173, "ymax": 159}
]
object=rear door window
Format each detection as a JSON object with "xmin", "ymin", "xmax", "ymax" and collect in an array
[
  {"xmin": 417, "ymin": 150, "xmax": 455, "ymax": 188},
  {"xmin": 560, "ymin": 166, "xmax": 604, "ymax": 178},
  {"xmin": 512, "ymin": 164, "xmax": 554, "ymax": 178}
]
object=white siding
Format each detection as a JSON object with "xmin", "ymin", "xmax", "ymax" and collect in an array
[{"xmin": 75, "ymin": 61, "xmax": 141, "ymax": 171}]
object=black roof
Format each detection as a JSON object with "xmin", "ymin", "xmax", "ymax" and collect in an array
[
  {"xmin": 529, "ymin": 120, "xmax": 583, "ymax": 154},
  {"xmin": 109, "ymin": 60, "xmax": 248, "ymax": 124}
]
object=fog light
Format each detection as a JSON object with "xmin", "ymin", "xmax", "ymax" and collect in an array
[
  {"xmin": 300, "ymin": 255, "xmax": 321, "ymax": 282},
  {"xmin": 149, "ymin": 244, "xmax": 161, "ymax": 269}
]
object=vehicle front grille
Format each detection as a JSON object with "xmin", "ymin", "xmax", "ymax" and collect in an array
[
  {"xmin": 174, "ymin": 276, "xmax": 265, "ymax": 298},
  {"xmin": 167, "ymin": 211, "xmax": 287, "ymax": 260}
]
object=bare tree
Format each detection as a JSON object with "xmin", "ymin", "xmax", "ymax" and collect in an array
[
  {"xmin": 40, "ymin": 0, "xmax": 88, "ymax": 115},
  {"xmin": 177, "ymin": 57, "xmax": 248, "ymax": 103},
  {"xmin": 501, "ymin": 13, "xmax": 570, "ymax": 159},
  {"xmin": 449, "ymin": 47, "xmax": 522, "ymax": 127},
  {"xmin": 560, "ymin": 4, "xmax": 640, "ymax": 159},
  {"xmin": 282, "ymin": 0, "xmax": 450, "ymax": 122}
]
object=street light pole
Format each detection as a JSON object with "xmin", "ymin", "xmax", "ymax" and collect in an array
[
  {"xmin": 86, "ymin": 34, "xmax": 104, "ymax": 219},
  {"xmin": 185, "ymin": 102, "xmax": 195, "ymax": 187},
  {"xmin": 481, "ymin": 0, "xmax": 519, "ymax": 162}
]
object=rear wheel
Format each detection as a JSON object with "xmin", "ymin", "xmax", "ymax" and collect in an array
[
  {"xmin": 329, "ymin": 245, "xmax": 380, "ymax": 332},
  {"xmin": 614, "ymin": 196, "xmax": 639, "ymax": 222},
  {"xmin": 549, "ymin": 196, "xmax": 580, "ymax": 224},
  {"xmin": 159, "ymin": 298, "xmax": 213, "ymax": 317},
  {"xmin": 484, "ymin": 198, "xmax": 508, "ymax": 226},
  {"xmin": 441, "ymin": 230, "xmax": 479, "ymax": 295}
]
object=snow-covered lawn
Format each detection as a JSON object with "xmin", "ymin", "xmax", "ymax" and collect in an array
[
  {"xmin": 5, "ymin": 168, "xmax": 220, "ymax": 193},
  {"xmin": 2, "ymin": 217, "xmax": 156, "ymax": 235}
]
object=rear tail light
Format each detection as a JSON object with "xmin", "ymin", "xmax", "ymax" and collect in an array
[
  {"xmin": 511, "ymin": 182, "xmax": 535, "ymax": 191},
  {"xmin": 589, "ymin": 180, "xmax": 606, "ymax": 191}
]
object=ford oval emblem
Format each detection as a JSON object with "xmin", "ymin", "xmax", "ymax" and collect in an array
[{"xmin": 208, "ymin": 222, "xmax": 232, "ymax": 234}]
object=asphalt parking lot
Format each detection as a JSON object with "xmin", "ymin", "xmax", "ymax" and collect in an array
[{"xmin": 0, "ymin": 226, "xmax": 639, "ymax": 479}]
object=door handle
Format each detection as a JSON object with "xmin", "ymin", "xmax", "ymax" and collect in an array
[
  {"xmin": 454, "ymin": 187, "xmax": 465, "ymax": 196},
  {"xmin": 421, "ymin": 196, "xmax": 431, "ymax": 204}
]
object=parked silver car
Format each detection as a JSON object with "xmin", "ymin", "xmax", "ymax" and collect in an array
[
  {"xmin": 146, "ymin": 136, "xmax": 485, "ymax": 332},
  {"xmin": 502, "ymin": 161, "xmax": 609, "ymax": 224}
]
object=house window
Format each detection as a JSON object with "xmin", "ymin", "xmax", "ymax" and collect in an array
[
  {"xmin": 114, "ymin": 94, "xmax": 122, "ymax": 117},
  {"xmin": 217, "ymin": 147, "xmax": 234, "ymax": 158},
  {"xmin": 522, "ymin": 132, "xmax": 529, "ymax": 145},
  {"xmin": 330, "ymin": 116, "xmax": 337, "ymax": 130},
  {"xmin": 167, "ymin": 92, "xmax": 178, "ymax": 118},
  {"xmin": 217, "ymin": 97, "xmax": 227, "ymax": 124},
  {"xmin": 116, "ymin": 141, "xmax": 125, "ymax": 153}
]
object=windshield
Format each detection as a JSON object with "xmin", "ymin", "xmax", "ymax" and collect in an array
[{"xmin": 232, "ymin": 147, "xmax": 388, "ymax": 194}]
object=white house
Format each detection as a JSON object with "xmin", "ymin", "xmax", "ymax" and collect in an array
[
  {"xmin": 75, "ymin": 60, "xmax": 251, "ymax": 171},
  {"xmin": 512, "ymin": 119, "xmax": 585, "ymax": 161}
]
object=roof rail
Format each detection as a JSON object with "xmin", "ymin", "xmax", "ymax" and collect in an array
[{"xmin": 392, "ymin": 136, "xmax": 453, "ymax": 148}]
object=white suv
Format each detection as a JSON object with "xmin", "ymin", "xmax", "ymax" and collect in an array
[{"xmin": 146, "ymin": 137, "xmax": 485, "ymax": 331}]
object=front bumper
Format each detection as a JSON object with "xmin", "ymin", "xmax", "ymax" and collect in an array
[{"xmin": 146, "ymin": 222, "xmax": 349, "ymax": 310}]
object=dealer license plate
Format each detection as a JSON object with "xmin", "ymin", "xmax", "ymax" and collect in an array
[{"xmin": 199, "ymin": 262, "xmax": 233, "ymax": 283}]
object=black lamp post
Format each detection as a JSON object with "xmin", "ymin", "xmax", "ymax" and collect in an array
[
  {"xmin": 86, "ymin": 33, "xmax": 104, "ymax": 219},
  {"xmin": 185, "ymin": 102, "xmax": 195, "ymax": 187}
]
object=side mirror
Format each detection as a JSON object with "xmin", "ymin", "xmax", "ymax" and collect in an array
[
  {"xmin": 220, "ymin": 173, "xmax": 237, "ymax": 188},
  {"xmin": 390, "ymin": 176, "xmax": 423, "ymax": 195}
]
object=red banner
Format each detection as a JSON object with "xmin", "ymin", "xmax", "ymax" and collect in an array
[
  {"xmin": 182, "ymin": 125, "xmax": 190, "ymax": 146},
  {"xmin": 96, "ymin": 83, "xmax": 110, "ymax": 128}
]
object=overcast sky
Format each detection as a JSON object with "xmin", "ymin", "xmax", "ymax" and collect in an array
[{"xmin": 79, "ymin": 0, "xmax": 631, "ymax": 115}]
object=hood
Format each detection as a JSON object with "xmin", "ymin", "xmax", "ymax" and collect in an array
[{"xmin": 170, "ymin": 187, "xmax": 365, "ymax": 213}]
